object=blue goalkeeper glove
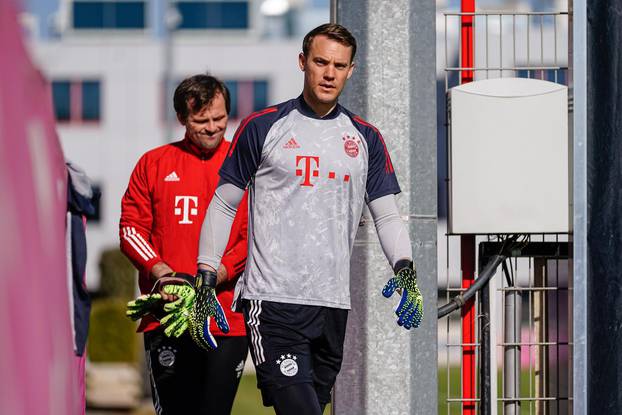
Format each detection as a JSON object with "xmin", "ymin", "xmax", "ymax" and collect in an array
[
  {"xmin": 382, "ymin": 260, "xmax": 424, "ymax": 329},
  {"xmin": 189, "ymin": 269, "xmax": 230, "ymax": 351}
]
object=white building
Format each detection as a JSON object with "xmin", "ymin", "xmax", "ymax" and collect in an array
[{"xmin": 23, "ymin": 0, "xmax": 329, "ymax": 288}]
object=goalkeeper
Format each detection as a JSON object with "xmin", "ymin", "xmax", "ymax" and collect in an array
[
  {"xmin": 119, "ymin": 74, "xmax": 249, "ymax": 415},
  {"xmin": 195, "ymin": 24, "xmax": 423, "ymax": 415}
]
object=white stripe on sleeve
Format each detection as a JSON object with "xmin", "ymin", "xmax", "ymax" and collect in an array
[
  {"xmin": 132, "ymin": 227, "xmax": 157, "ymax": 257},
  {"xmin": 122, "ymin": 227, "xmax": 151, "ymax": 261}
]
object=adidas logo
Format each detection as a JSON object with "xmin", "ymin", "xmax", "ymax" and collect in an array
[
  {"xmin": 283, "ymin": 137, "xmax": 300, "ymax": 149},
  {"xmin": 164, "ymin": 171, "xmax": 180, "ymax": 182}
]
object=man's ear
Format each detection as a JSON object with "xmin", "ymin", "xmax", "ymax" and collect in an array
[
  {"xmin": 176, "ymin": 112, "xmax": 185, "ymax": 125},
  {"xmin": 298, "ymin": 52, "xmax": 306, "ymax": 72},
  {"xmin": 346, "ymin": 62, "xmax": 355, "ymax": 80}
]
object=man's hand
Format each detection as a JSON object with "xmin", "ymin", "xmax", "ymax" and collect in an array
[
  {"xmin": 126, "ymin": 282, "xmax": 194, "ymax": 323},
  {"xmin": 151, "ymin": 271, "xmax": 194, "ymax": 302},
  {"xmin": 382, "ymin": 260, "xmax": 424, "ymax": 329},
  {"xmin": 189, "ymin": 269, "xmax": 230, "ymax": 350}
]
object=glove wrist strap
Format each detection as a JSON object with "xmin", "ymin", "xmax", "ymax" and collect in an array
[
  {"xmin": 196, "ymin": 269, "xmax": 218, "ymax": 288},
  {"xmin": 393, "ymin": 259, "xmax": 414, "ymax": 274},
  {"xmin": 149, "ymin": 272, "xmax": 195, "ymax": 293}
]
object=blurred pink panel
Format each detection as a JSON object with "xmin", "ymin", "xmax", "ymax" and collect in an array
[{"xmin": 0, "ymin": 1, "xmax": 79, "ymax": 414}]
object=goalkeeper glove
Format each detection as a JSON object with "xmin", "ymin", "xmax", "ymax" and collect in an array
[
  {"xmin": 382, "ymin": 260, "xmax": 424, "ymax": 329},
  {"xmin": 159, "ymin": 284, "xmax": 196, "ymax": 338},
  {"xmin": 125, "ymin": 272, "xmax": 194, "ymax": 324},
  {"xmin": 189, "ymin": 269, "xmax": 230, "ymax": 351},
  {"xmin": 126, "ymin": 293, "xmax": 162, "ymax": 321}
]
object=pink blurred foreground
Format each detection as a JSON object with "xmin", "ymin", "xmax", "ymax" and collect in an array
[{"xmin": 0, "ymin": 1, "xmax": 80, "ymax": 414}]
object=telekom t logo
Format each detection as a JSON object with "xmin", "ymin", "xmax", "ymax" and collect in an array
[
  {"xmin": 174, "ymin": 195, "xmax": 198, "ymax": 224},
  {"xmin": 295, "ymin": 155, "xmax": 320, "ymax": 187}
]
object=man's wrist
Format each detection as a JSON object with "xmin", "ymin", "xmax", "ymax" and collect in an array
[
  {"xmin": 150, "ymin": 261, "xmax": 174, "ymax": 280},
  {"xmin": 393, "ymin": 259, "xmax": 413, "ymax": 274},
  {"xmin": 196, "ymin": 268, "xmax": 218, "ymax": 288}
]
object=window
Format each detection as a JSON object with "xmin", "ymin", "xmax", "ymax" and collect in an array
[
  {"xmin": 81, "ymin": 81, "xmax": 101, "ymax": 120},
  {"xmin": 52, "ymin": 81, "xmax": 71, "ymax": 121},
  {"xmin": 223, "ymin": 80, "xmax": 270, "ymax": 119},
  {"xmin": 175, "ymin": 1, "xmax": 249, "ymax": 30},
  {"xmin": 253, "ymin": 80, "xmax": 268, "ymax": 112},
  {"xmin": 52, "ymin": 80, "xmax": 102, "ymax": 123},
  {"xmin": 72, "ymin": 1, "xmax": 146, "ymax": 29},
  {"xmin": 310, "ymin": 0, "xmax": 330, "ymax": 7},
  {"xmin": 224, "ymin": 80, "xmax": 239, "ymax": 118}
]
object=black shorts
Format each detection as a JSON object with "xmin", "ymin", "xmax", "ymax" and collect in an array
[
  {"xmin": 144, "ymin": 329, "xmax": 248, "ymax": 415},
  {"xmin": 242, "ymin": 300, "xmax": 348, "ymax": 406}
]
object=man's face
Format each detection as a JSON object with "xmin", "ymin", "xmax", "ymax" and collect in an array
[
  {"xmin": 299, "ymin": 35, "xmax": 354, "ymax": 108},
  {"xmin": 179, "ymin": 92, "xmax": 228, "ymax": 152}
]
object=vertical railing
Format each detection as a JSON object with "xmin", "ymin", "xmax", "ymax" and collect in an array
[{"xmin": 440, "ymin": 9, "xmax": 571, "ymax": 414}]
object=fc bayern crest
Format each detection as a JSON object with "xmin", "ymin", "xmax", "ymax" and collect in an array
[
  {"xmin": 157, "ymin": 346, "xmax": 177, "ymax": 367},
  {"xmin": 276, "ymin": 354, "xmax": 298, "ymax": 377},
  {"xmin": 342, "ymin": 134, "xmax": 360, "ymax": 158}
]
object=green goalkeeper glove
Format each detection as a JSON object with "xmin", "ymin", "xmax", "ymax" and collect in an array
[
  {"xmin": 126, "ymin": 272, "xmax": 195, "ymax": 327},
  {"xmin": 126, "ymin": 293, "xmax": 162, "ymax": 321},
  {"xmin": 159, "ymin": 284, "xmax": 196, "ymax": 337},
  {"xmin": 189, "ymin": 269, "xmax": 230, "ymax": 351},
  {"xmin": 382, "ymin": 260, "xmax": 424, "ymax": 329}
]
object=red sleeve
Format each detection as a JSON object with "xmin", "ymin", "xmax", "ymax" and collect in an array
[
  {"xmin": 119, "ymin": 154, "xmax": 163, "ymax": 274},
  {"xmin": 220, "ymin": 192, "xmax": 248, "ymax": 281}
]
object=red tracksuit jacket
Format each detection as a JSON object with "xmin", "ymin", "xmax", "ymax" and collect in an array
[{"xmin": 120, "ymin": 136, "xmax": 247, "ymax": 336}]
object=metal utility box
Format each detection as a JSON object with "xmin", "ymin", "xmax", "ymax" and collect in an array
[{"xmin": 448, "ymin": 77, "xmax": 569, "ymax": 234}]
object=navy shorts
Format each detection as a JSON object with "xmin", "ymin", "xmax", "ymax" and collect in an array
[{"xmin": 242, "ymin": 300, "xmax": 348, "ymax": 406}]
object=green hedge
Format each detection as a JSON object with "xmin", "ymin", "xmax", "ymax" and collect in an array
[
  {"xmin": 89, "ymin": 248, "xmax": 141, "ymax": 363},
  {"xmin": 88, "ymin": 298, "xmax": 139, "ymax": 363},
  {"xmin": 98, "ymin": 248, "xmax": 136, "ymax": 300}
]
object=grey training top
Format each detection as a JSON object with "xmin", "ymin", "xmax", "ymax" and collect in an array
[{"xmin": 200, "ymin": 96, "xmax": 402, "ymax": 309}]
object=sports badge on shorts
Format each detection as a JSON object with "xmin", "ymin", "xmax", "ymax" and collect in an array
[
  {"xmin": 157, "ymin": 346, "xmax": 177, "ymax": 367},
  {"xmin": 276, "ymin": 353, "xmax": 298, "ymax": 377}
]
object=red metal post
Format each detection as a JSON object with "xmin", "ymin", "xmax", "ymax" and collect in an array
[
  {"xmin": 461, "ymin": 0, "xmax": 475, "ymax": 84},
  {"xmin": 460, "ymin": 0, "xmax": 476, "ymax": 412}
]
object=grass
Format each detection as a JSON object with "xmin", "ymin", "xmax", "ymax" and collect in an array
[
  {"xmin": 129, "ymin": 374, "xmax": 329, "ymax": 415},
  {"xmin": 438, "ymin": 367, "xmax": 564, "ymax": 415},
  {"xmin": 232, "ymin": 374, "xmax": 330, "ymax": 415},
  {"xmin": 231, "ymin": 374, "xmax": 273, "ymax": 415},
  {"xmin": 135, "ymin": 367, "xmax": 557, "ymax": 414}
]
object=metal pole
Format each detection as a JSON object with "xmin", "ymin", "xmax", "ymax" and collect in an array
[
  {"xmin": 571, "ymin": 0, "xmax": 588, "ymax": 411},
  {"xmin": 333, "ymin": 0, "xmax": 437, "ymax": 413},
  {"xmin": 504, "ymin": 281, "xmax": 522, "ymax": 415},
  {"xmin": 459, "ymin": 0, "xmax": 476, "ymax": 410},
  {"xmin": 162, "ymin": 0, "xmax": 176, "ymax": 143},
  {"xmin": 534, "ymin": 258, "xmax": 549, "ymax": 415},
  {"xmin": 479, "ymin": 245, "xmax": 491, "ymax": 415},
  {"xmin": 461, "ymin": 235, "xmax": 477, "ymax": 415},
  {"xmin": 461, "ymin": 0, "xmax": 475, "ymax": 83},
  {"xmin": 330, "ymin": 0, "xmax": 338, "ymax": 23}
]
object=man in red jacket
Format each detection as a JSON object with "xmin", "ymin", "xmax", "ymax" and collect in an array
[{"xmin": 120, "ymin": 74, "xmax": 248, "ymax": 415}]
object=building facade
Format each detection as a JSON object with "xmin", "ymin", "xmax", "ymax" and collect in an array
[{"xmin": 23, "ymin": 0, "xmax": 328, "ymax": 288}]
